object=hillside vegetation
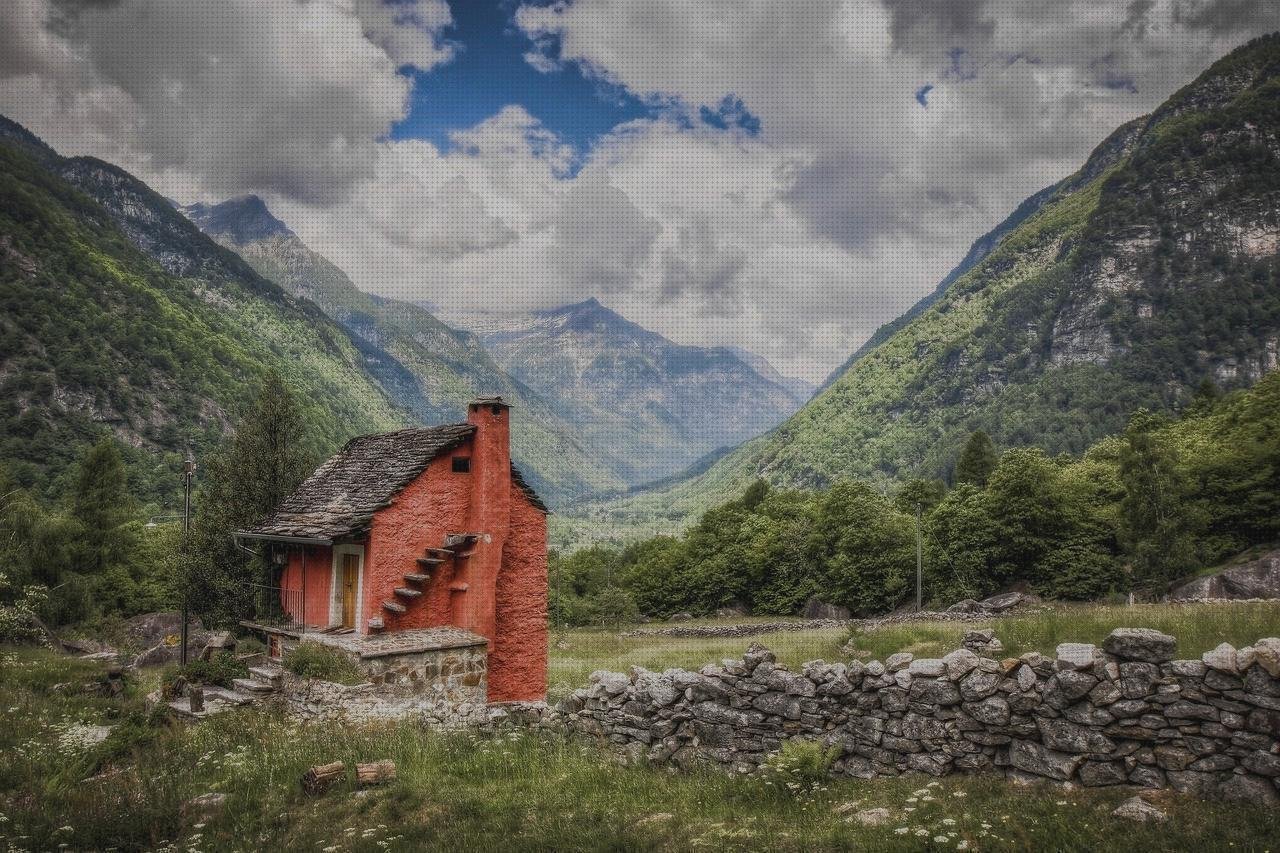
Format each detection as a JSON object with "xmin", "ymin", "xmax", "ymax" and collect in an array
[
  {"xmin": 549, "ymin": 366, "xmax": 1280, "ymax": 621},
  {"xmin": 0, "ymin": 121, "xmax": 407, "ymax": 504},
  {"xmin": 565, "ymin": 33, "xmax": 1280, "ymax": 546},
  {"xmin": 184, "ymin": 197, "xmax": 622, "ymax": 504}
]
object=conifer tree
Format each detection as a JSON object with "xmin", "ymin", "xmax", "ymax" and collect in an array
[
  {"xmin": 954, "ymin": 430, "xmax": 997, "ymax": 487},
  {"xmin": 186, "ymin": 372, "xmax": 313, "ymax": 626},
  {"xmin": 69, "ymin": 436, "xmax": 136, "ymax": 576}
]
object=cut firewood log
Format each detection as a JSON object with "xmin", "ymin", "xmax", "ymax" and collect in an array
[
  {"xmin": 188, "ymin": 685, "xmax": 204, "ymax": 713},
  {"xmin": 301, "ymin": 761, "xmax": 345, "ymax": 795},
  {"xmin": 355, "ymin": 760, "xmax": 397, "ymax": 787}
]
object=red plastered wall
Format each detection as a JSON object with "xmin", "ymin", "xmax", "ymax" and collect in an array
[
  {"xmin": 279, "ymin": 544, "xmax": 333, "ymax": 628},
  {"xmin": 366, "ymin": 440, "xmax": 472, "ymax": 632},
  {"xmin": 488, "ymin": 484, "xmax": 548, "ymax": 702}
]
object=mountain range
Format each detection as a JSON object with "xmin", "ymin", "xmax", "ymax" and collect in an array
[
  {"xmin": 563, "ymin": 32, "xmax": 1280, "ymax": 547},
  {"xmin": 0, "ymin": 121, "xmax": 810, "ymax": 506},
  {"xmin": 448, "ymin": 299, "xmax": 812, "ymax": 485}
]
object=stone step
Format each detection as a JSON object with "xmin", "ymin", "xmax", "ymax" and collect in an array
[
  {"xmin": 248, "ymin": 665, "xmax": 283, "ymax": 685},
  {"xmin": 203, "ymin": 686, "xmax": 256, "ymax": 705},
  {"xmin": 367, "ymin": 617, "xmax": 385, "ymax": 631},
  {"xmin": 382, "ymin": 600, "xmax": 407, "ymax": 614},
  {"xmin": 394, "ymin": 587, "xmax": 422, "ymax": 598},
  {"xmin": 449, "ymin": 582, "xmax": 469, "ymax": 592},
  {"xmin": 416, "ymin": 557, "xmax": 444, "ymax": 567},
  {"xmin": 424, "ymin": 547, "xmax": 454, "ymax": 557},
  {"xmin": 444, "ymin": 533, "xmax": 479, "ymax": 548},
  {"xmin": 232, "ymin": 677, "xmax": 277, "ymax": 695},
  {"xmin": 404, "ymin": 573, "xmax": 431, "ymax": 583}
]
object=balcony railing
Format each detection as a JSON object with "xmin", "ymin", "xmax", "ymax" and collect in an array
[{"xmin": 248, "ymin": 583, "xmax": 307, "ymax": 630}]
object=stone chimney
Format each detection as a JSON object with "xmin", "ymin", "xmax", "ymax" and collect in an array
[{"xmin": 458, "ymin": 397, "xmax": 512, "ymax": 637}]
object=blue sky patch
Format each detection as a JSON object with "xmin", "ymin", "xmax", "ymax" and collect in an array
[{"xmin": 915, "ymin": 84, "xmax": 934, "ymax": 107}]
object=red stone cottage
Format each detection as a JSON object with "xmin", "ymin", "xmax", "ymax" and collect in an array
[{"xmin": 235, "ymin": 397, "xmax": 548, "ymax": 703}]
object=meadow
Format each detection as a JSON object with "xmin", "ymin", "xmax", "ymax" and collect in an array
[
  {"xmin": 3, "ymin": 600, "xmax": 1280, "ymax": 851},
  {"xmin": 549, "ymin": 601, "xmax": 1280, "ymax": 699}
]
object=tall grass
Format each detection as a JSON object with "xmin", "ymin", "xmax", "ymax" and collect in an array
[
  {"xmin": 3, "ymin": 645, "xmax": 1279, "ymax": 852},
  {"xmin": 846, "ymin": 602, "xmax": 1280, "ymax": 661}
]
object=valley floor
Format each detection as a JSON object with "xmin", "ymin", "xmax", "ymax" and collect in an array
[{"xmin": 3, "ymin": 600, "xmax": 1280, "ymax": 852}]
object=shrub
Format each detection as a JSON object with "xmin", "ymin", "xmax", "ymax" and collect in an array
[
  {"xmin": 169, "ymin": 651, "xmax": 248, "ymax": 692},
  {"xmin": 0, "ymin": 573, "xmax": 49, "ymax": 644},
  {"xmin": 284, "ymin": 641, "xmax": 363, "ymax": 684},
  {"xmin": 761, "ymin": 739, "xmax": 838, "ymax": 796}
]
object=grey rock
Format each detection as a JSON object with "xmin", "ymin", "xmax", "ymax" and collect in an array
[
  {"xmin": 1170, "ymin": 549, "xmax": 1280, "ymax": 601},
  {"xmin": 1167, "ymin": 770, "xmax": 1224, "ymax": 798},
  {"xmin": 1171, "ymin": 659, "xmax": 1208, "ymax": 678},
  {"xmin": 959, "ymin": 670, "xmax": 1001, "ymax": 702},
  {"xmin": 752, "ymin": 692, "xmax": 802, "ymax": 720},
  {"xmin": 979, "ymin": 591, "xmax": 1034, "ymax": 613},
  {"xmin": 802, "ymin": 597, "xmax": 851, "ymax": 620},
  {"xmin": 1043, "ymin": 671, "xmax": 1098, "ymax": 709},
  {"xmin": 852, "ymin": 807, "xmax": 892, "ymax": 827},
  {"xmin": 943, "ymin": 648, "xmax": 980, "ymax": 680},
  {"xmin": 1111, "ymin": 795, "xmax": 1168, "ymax": 823},
  {"xmin": 1202, "ymin": 643, "xmax": 1239, "ymax": 674},
  {"xmin": 1037, "ymin": 717, "xmax": 1115, "ymax": 754},
  {"xmin": 963, "ymin": 696, "xmax": 1010, "ymax": 726},
  {"xmin": 1103, "ymin": 628, "xmax": 1177, "ymax": 663},
  {"xmin": 1219, "ymin": 772, "xmax": 1280, "ymax": 805},
  {"xmin": 1009, "ymin": 739, "xmax": 1084, "ymax": 781},
  {"xmin": 1055, "ymin": 643, "xmax": 1097, "ymax": 670},
  {"xmin": 908, "ymin": 658, "xmax": 946, "ymax": 677},
  {"xmin": 909, "ymin": 678, "xmax": 961, "ymax": 706},
  {"xmin": 1242, "ymin": 750, "xmax": 1280, "ymax": 777},
  {"xmin": 886, "ymin": 652, "xmax": 914, "ymax": 672},
  {"xmin": 1079, "ymin": 760, "xmax": 1126, "ymax": 786}
]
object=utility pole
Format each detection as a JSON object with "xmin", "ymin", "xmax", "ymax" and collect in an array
[
  {"xmin": 180, "ymin": 458, "xmax": 196, "ymax": 666},
  {"xmin": 915, "ymin": 502, "xmax": 923, "ymax": 612}
]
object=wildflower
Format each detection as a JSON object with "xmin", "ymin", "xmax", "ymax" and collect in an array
[
  {"xmin": 957, "ymin": 841, "xmax": 970, "ymax": 851},
  {"xmin": 935, "ymin": 836, "xmax": 949, "ymax": 843},
  {"xmin": 942, "ymin": 818, "xmax": 956, "ymax": 826},
  {"xmin": 915, "ymin": 829, "xmax": 929, "ymax": 837},
  {"xmin": 952, "ymin": 791, "xmax": 967, "ymax": 798},
  {"xmin": 895, "ymin": 828, "xmax": 910, "ymax": 835}
]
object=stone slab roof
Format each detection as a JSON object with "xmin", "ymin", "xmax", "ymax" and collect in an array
[{"xmin": 241, "ymin": 424, "xmax": 476, "ymax": 541}]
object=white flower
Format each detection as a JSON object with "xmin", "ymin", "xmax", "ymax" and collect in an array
[
  {"xmin": 957, "ymin": 842, "xmax": 970, "ymax": 851},
  {"xmin": 942, "ymin": 818, "xmax": 956, "ymax": 826},
  {"xmin": 935, "ymin": 836, "xmax": 949, "ymax": 843},
  {"xmin": 915, "ymin": 829, "xmax": 929, "ymax": 837},
  {"xmin": 895, "ymin": 828, "xmax": 910, "ymax": 835},
  {"xmin": 952, "ymin": 791, "xmax": 967, "ymax": 798}
]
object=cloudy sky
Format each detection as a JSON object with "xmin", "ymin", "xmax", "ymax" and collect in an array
[{"xmin": 3, "ymin": 0, "xmax": 1278, "ymax": 382}]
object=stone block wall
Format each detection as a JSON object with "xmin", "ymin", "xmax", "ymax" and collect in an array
[
  {"xmin": 551, "ymin": 630, "xmax": 1280, "ymax": 802},
  {"xmin": 281, "ymin": 643, "xmax": 488, "ymax": 724}
]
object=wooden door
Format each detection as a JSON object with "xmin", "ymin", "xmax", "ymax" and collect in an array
[{"xmin": 341, "ymin": 554, "xmax": 359, "ymax": 628}]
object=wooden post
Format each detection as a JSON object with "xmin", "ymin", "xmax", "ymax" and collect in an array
[
  {"xmin": 355, "ymin": 760, "xmax": 397, "ymax": 787},
  {"xmin": 301, "ymin": 761, "xmax": 345, "ymax": 795},
  {"xmin": 188, "ymin": 685, "xmax": 204, "ymax": 713}
]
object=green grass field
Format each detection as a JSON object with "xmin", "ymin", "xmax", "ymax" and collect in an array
[
  {"xmin": 3, "ymin": 601, "xmax": 1280, "ymax": 851},
  {"xmin": 550, "ymin": 601, "xmax": 1280, "ymax": 699}
]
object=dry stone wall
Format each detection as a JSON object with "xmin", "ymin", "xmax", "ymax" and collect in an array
[{"xmin": 550, "ymin": 630, "xmax": 1280, "ymax": 802}]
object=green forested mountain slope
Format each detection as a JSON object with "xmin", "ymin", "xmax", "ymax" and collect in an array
[
  {"xmin": 182, "ymin": 197, "xmax": 624, "ymax": 503},
  {"xmin": 565, "ymin": 34, "xmax": 1280, "ymax": 546},
  {"xmin": 0, "ymin": 120, "xmax": 408, "ymax": 502}
]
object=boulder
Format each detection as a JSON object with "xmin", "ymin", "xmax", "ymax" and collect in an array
[
  {"xmin": 126, "ymin": 611, "xmax": 203, "ymax": 649},
  {"xmin": 1253, "ymin": 638, "xmax": 1280, "ymax": 677},
  {"xmin": 1102, "ymin": 628, "xmax": 1176, "ymax": 663},
  {"xmin": 1111, "ymin": 796, "xmax": 1168, "ymax": 823},
  {"xmin": 802, "ymin": 597, "xmax": 851, "ymax": 620},
  {"xmin": 851, "ymin": 807, "xmax": 891, "ymax": 827},
  {"xmin": 1170, "ymin": 549, "xmax": 1280, "ymax": 600},
  {"xmin": 668, "ymin": 612, "xmax": 694, "ymax": 622},
  {"xmin": 979, "ymin": 591, "xmax": 1036, "ymax": 613},
  {"xmin": 947, "ymin": 598, "xmax": 982, "ymax": 614},
  {"xmin": 1036, "ymin": 718, "xmax": 1114, "ymax": 754},
  {"xmin": 1042, "ymin": 671, "xmax": 1098, "ymax": 709},
  {"xmin": 1078, "ymin": 760, "xmax": 1126, "ymax": 787},
  {"xmin": 1219, "ymin": 772, "xmax": 1280, "ymax": 806},
  {"xmin": 200, "ymin": 631, "xmax": 235, "ymax": 661}
]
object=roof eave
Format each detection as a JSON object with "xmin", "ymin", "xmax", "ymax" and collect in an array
[{"xmin": 233, "ymin": 531, "xmax": 334, "ymax": 546}]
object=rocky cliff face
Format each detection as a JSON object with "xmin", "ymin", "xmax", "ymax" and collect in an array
[
  {"xmin": 573, "ymin": 34, "xmax": 1280, "ymax": 537},
  {"xmin": 456, "ymin": 299, "xmax": 809, "ymax": 486}
]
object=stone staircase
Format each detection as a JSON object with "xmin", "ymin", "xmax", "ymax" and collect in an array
[
  {"xmin": 168, "ymin": 664, "xmax": 283, "ymax": 720},
  {"xmin": 371, "ymin": 533, "xmax": 479, "ymax": 632}
]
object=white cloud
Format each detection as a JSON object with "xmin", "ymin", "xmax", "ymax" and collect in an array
[
  {"xmin": 2, "ymin": 0, "xmax": 1278, "ymax": 382},
  {"xmin": 0, "ymin": 0, "xmax": 454, "ymax": 203}
]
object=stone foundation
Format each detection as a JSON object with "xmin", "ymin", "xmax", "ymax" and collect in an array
[
  {"xmin": 544, "ymin": 630, "xmax": 1280, "ymax": 802},
  {"xmin": 278, "ymin": 633, "xmax": 488, "ymax": 723}
]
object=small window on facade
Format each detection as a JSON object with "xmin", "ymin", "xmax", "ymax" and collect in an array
[
  {"xmin": 490, "ymin": 404, "xmax": 503, "ymax": 415},
  {"xmin": 452, "ymin": 456, "xmax": 471, "ymax": 473}
]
